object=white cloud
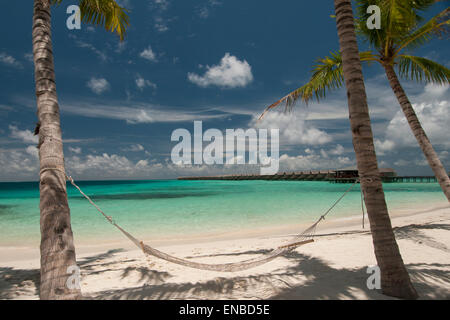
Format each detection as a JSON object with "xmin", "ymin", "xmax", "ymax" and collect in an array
[
  {"xmin": 87, "ymin": 77, "xmax": 110, "ymax": 95},
  {"xmin": 320, "ymin": 144, "xmax": 345, "ymax": 158},
  {"xmin": 329, "ymin": 144, "xmax": 345, "ymax": 155},
  {"xmin": 9, "ymin": 125, "xmax": 38, "ymax": 144},
  {"xmin": 116, "ymin": 41, "xmax": 127, "ymax": 53},
  {"xmin": 375, "ymin": 84, "xmax": 450, "ymax": 152},
  {"xmin": 374, "ymin": 139, "xmax": 395, "ymax": 155},
  {"xmin": 135, "ymin": 75, "xmax": 157, "ymax": 91},
  {"xmin": 152, "ymin": 0, "xmax": 169, "ymax": 10},
  {"xmin": 67, "ymin": 153, "xmax": 136, "ymax": 175},
  {"xmin": 0, "ymin": 104, "xmax": 12, "ymax": 111},
  {"xmin": 26, "ymin": 146, "xmax": 39, "ymax": 158},
  {"xmin": 197, "ymin": 0, "xmax": 222, "ymax": 19},
  {"xmin": 121, "ymin": 144, "xmax": 145, "ymax": 152},
  {"xmin": 188, "ymin": 53, "xmax": 253, "ymax": 88},
  {"xmin": 58, "ymin": 100, "xmax": 227, "ymax": 124},
  {"xmin": 198, "ymin": 7, "xmax": 210, "ymax": 18},
  {"xmin": 0, "ymin": 52, "xmax": 22, "ymax": 68},
  {"xmin": 140, "ymin": 46, "xmax": 157, "ymax": 62},
  {"xmin": 394, "ymin": 159, "xmax": 410, "ymax": 167},
  {"xmin": 24, "ymin": 53, "xmax": 34, "ymax": 62},
  {"xmin": 422, "ymin": 83, "xmax": 447, "ymax": 97},
  {"xmin": 278, "ymin": 151, "xmax": 353, "ymax": 172},
  {"xmin": 0, "ymin": 148, "xmax": 39, "ymax": 181},
  {"xmin": 65, "ymin": 153, "xmax": 163, "ymax": 179},
  {"xmin": 154, "ymin": 17, "xmax": 169, "ymax": 32},
  {"xmin": 0, "ymin": 148, "xmax": 154, "ymax": 181},
  {"xmin": 252, "ymin": 111, "xmax": 332, "ymax": 146},
  {"xmin": 69, "ymin": 147, "xmax": 82, "ymax": 154},
  {"xmin": 0, "ymin": 145, "xmax": 356, "ymax": 181}
]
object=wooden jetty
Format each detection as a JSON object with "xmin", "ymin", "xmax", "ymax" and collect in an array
[{"xmin": 178, "ymin": 167, "xmax": 438, "ymax": 183}]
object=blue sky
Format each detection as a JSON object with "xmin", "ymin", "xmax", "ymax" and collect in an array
[{"xmin": 0, "ymin": 0, "xmax": 449, "ymax": 181}]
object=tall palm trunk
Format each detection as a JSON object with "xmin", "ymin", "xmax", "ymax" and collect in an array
[
  {"xmin": 334, "ymin": 0, "xmax": 418, "ymax": 299},
  {"xmin": 33, "ymin": 0, "xmax": 82, "ymax": 300},
  {"xmin": 383, "ymin": 64, "xmax": 450, "ymax": 202}
]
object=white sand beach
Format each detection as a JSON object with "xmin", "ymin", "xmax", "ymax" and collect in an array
[{"xmin": 1, "ymin": 204, "xmax": 449, "ymax": 300}]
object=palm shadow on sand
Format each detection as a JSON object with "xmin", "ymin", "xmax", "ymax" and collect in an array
[{"xmin": 1, "ymin": 223, "xmax": 448, "ymax": 300}]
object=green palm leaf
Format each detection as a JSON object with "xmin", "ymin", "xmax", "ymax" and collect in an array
[
  {"xmin": 79, "ymin": 0, "xmax": 129, "ymax": 41},
  {"xmin": 51, "ymin": 0, "xmax": 130, "ymax": 41},
  {"xmin": 259, "ymin": 51, "xmax": 377, "ymax": 119},
  {"xmin": 397, "ymin": 55, "xmax": 450, "ymax": 84},
  {"xmin": 395, "ymin": 7, "xmax": 449, "ymax": 54}
]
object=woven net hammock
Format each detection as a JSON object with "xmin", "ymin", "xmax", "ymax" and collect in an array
[{"xmin": 66, "ymin": 174, "xmax": 358, "ymax": 272}]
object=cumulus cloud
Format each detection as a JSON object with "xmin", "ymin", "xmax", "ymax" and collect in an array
[
  {"xmin": 140, "ymin": 46, "xmax": 157, "ymax": 62},
  {"xmin": 197, "ymin": 0, "xmax": 222, "ymax": 19},
  {"xmin": 278, "ymin": 151, "xmax": 353, "ymax": 171},
  {"xmin": 0, "ymin": 144, "xmax": 356, "ymax": 181},
  {"xmin": 87, "ymin": 77, "xmax": 110, "ymax": 95},
  {"xmin": 25, "ymin": 146, "xmax": 39, "ymax": 158},
  {"xmin": 135, "ymin": 75, "xmax": 157, "ymax": 91},
  {"xmin": 63, "ymin": 152, "xmax": 170, "ymax": 179},
  {"xmin": 0, "ymin": 52, "xmax": 22, "ymax": 68},
  {"xmin": 374, "ymin": 139, "xmax": 395, "ymax": 156},
  {"xmin": 320, "ymin": 144, "xmax": 345, "ymax": 158},
  {"xmin": 9, "ymin": 125, "xmax": 38, "ymax": 144},
  {"xmin": 24, "ymin": 53, "xmax": 34, "ymax": 62},
  {"xmin": 69, "ymin": 147, "xmax": 82, "ymax": 154},
  {"xmin": 152, "ymin": 0, "xmax": 169, "ymax": 10},
  {"xmin": 154, "ymin": 17, "xmax": 169, "ymax": 32},
  {"xmin": 121, "ymin": 144, "xmax": 146, "ymax": 152},
  {"xmin": 253, "ymin": 111, "xmax": 332, "ymax": 146},
  {"xmin": 329, "ymin": 144, "xmax": 345, "ymax": 155},
  {"xmin": 188, "ymin": 53, "xmax": 253, "ymax": 88},
  {"xmin": 0, "ymin": 148, "xmax": 39, "ymax": 181},
  {"xmin": 67, "ymin": 153, "xmax": 140, "ymax": 176},
  {"xmin": 0, "ymin": 148, "xmax": 153, "ymax": 181},
  {"xmin": 374, "ymin": 84, "xmax": 450, "ymax": 152}
]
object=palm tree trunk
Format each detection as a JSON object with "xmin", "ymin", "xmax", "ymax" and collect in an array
[
  {"xmin": 334, "ymin": 0, "xmax": 418, "ymax": 299},
  {"xmin": 383, "ymin": 64, "xmax": 450, "ymax": 202},
  {"xmin": 33, "ymin": 0, "xmax": 82, "ymax": 300}
]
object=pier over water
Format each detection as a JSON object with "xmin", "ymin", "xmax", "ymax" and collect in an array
[{"xmin": 178, "ymin": 168, "xmax": 438, "ymax": 183}]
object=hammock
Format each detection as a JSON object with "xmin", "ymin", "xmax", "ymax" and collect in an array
[{"xmin": 65, "ymin": 174, "xmax": 359, "ymax": 272}]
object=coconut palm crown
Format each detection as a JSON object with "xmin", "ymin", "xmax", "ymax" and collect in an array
[{"xmin": 51, "ymin": 0, "xmax": 129, "ymax": 40}]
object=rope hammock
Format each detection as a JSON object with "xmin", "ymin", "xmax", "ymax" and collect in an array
[{"xmin": 64, "ymin": 173, "xmax": 360, "ymax": 272}]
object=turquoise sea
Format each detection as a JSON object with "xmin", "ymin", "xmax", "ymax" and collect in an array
[{"xmin": 0, "ymin": 180, "xmax": 447, "ymax": 246}]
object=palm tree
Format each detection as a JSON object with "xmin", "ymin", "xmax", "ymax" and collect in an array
[
  {"xmin": 261, "ymin": 0, "xmax": 450, "ymax": 201},
  {"xmin": 33, "ymin": 0, "xmax": 129, "ymax": 300},
  {"xmin": 332, "ymin": 0, "xmax": 418, "ymax": 299}
]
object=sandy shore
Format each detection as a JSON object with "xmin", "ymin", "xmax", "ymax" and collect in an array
[{"xmin": 1, "ymin": 204, "xmax": 449, "ymax": 300}]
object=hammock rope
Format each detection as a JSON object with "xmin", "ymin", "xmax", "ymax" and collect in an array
[{"xmin": 65, "ymin": 174, "xmax": 359, "ymax": 272}]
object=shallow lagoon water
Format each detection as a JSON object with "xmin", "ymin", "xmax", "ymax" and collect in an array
[{"xmin": 0, "ymin": 180, "xmax": 446, "ymax": 246}]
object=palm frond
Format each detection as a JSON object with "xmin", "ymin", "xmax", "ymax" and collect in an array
[
  {"xmin": 259, "ymin": 51, "xmax": 377, "ymax": 120},
  {"xmin": 51, "ymin": 0, "xmax": 130, "ymax": 40},
  {"xmin": 79, "ymin": 0, "xmax": 130, "ymax": 41},
  {"xmin": 395, "ymin": 7, "xmax": 449, "ymax": 54},
  {"xmin": 397, "ymin": 55, "xmax": 450, "ymax": 84}
]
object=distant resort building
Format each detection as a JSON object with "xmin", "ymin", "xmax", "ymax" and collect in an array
[{"xmin": 335, "ymin": 166, "xmax": 397, "ymax": 179}]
